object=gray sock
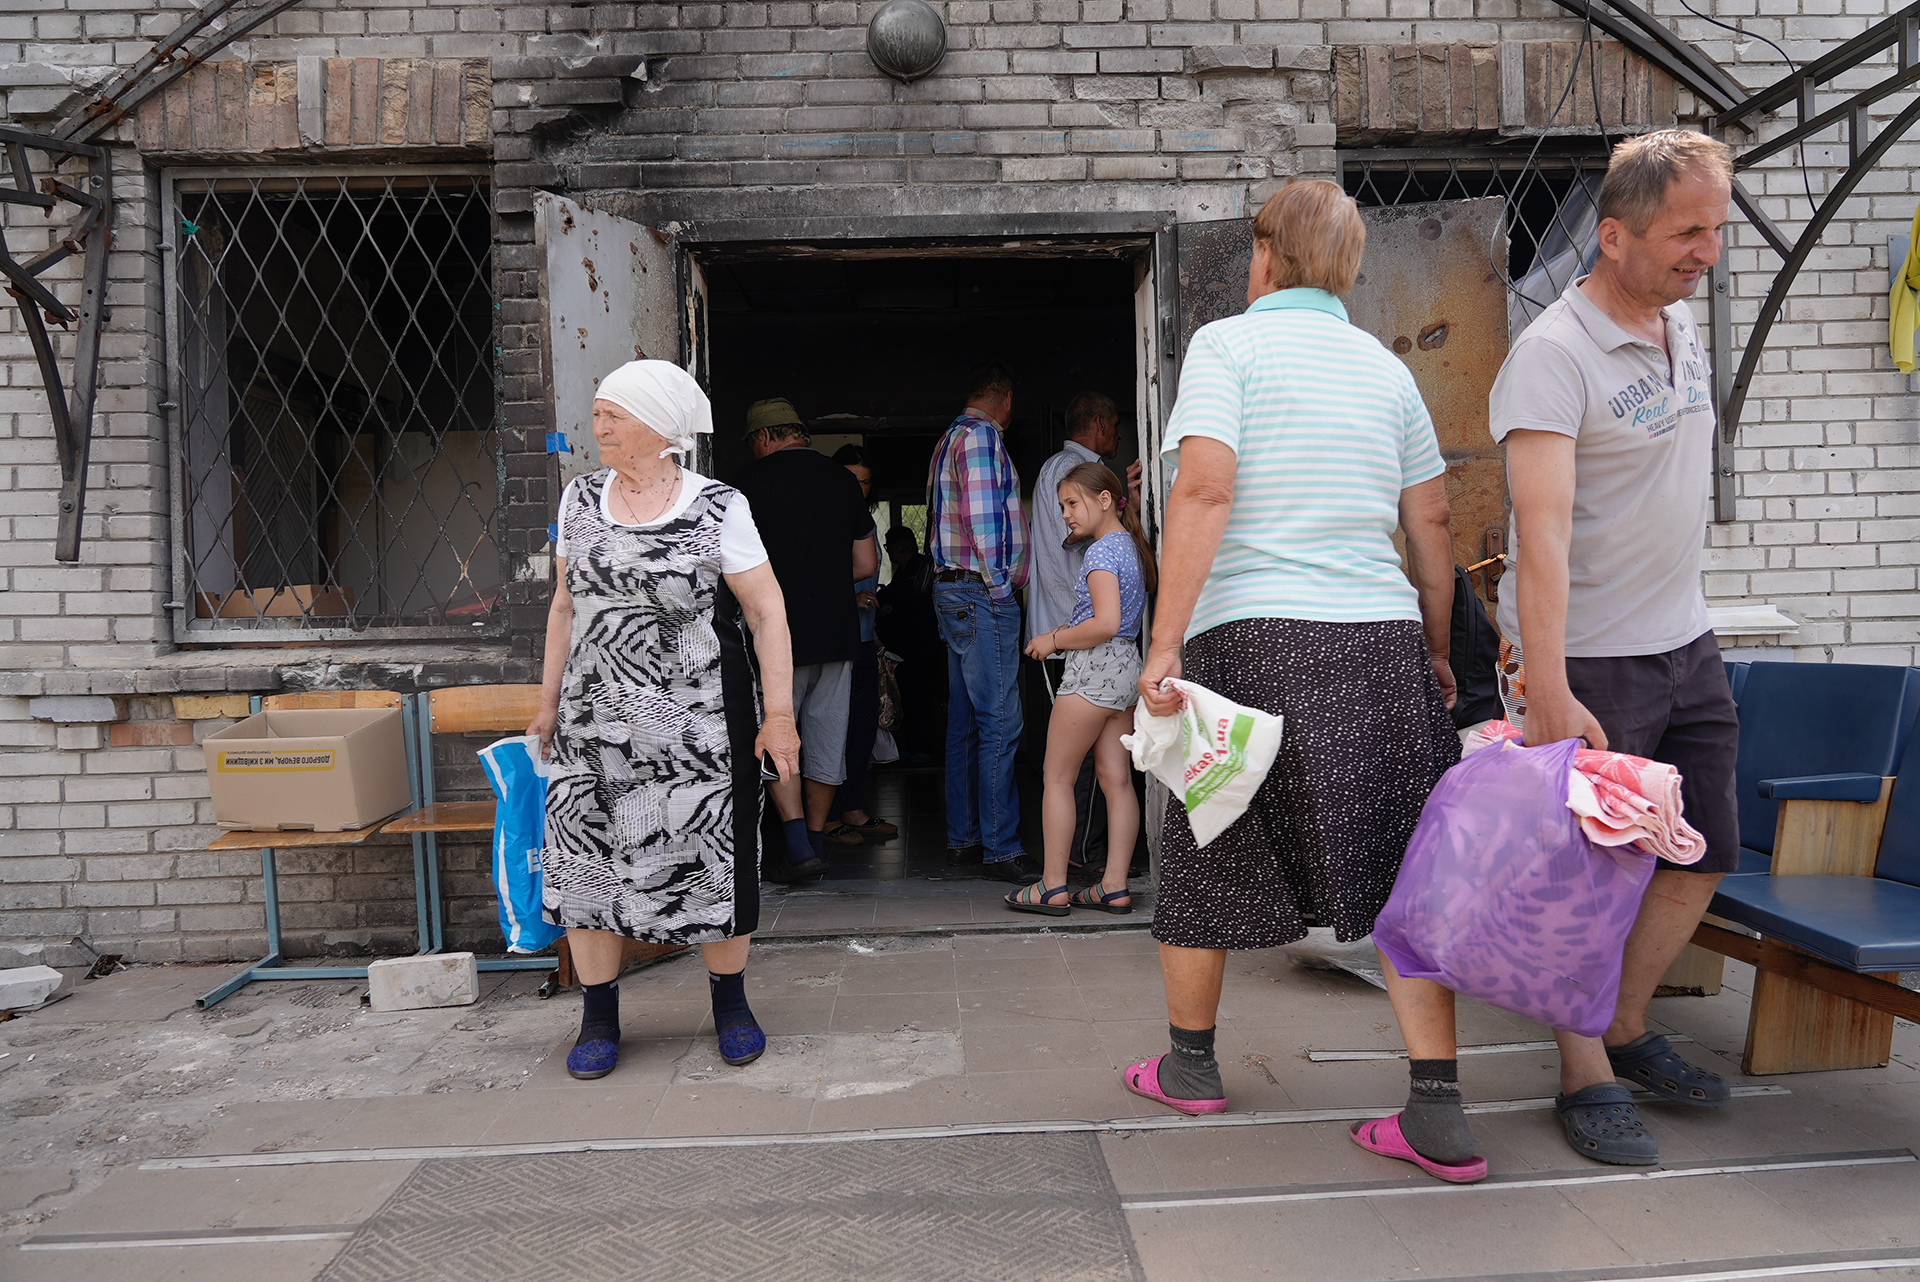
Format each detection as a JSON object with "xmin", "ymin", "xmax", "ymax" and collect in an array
[
  {"xmin": 1400, "ymin": 1058, "xmax": 1476, "ymax": 1165},
  {"xmin": 1155, "ymin": 1024, "xmax": 1223, "ymax": 1100}
]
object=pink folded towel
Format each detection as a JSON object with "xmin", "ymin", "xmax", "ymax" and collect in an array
[{"xmin": 1462, "ymin": 721, "xmax": 1706, "ymax": 866}]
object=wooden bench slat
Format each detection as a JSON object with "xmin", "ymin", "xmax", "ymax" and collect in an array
[
  {"xmin": 1770, "ymin": 778, "xmax": 1894, "ymax": 876},
  {"xmin": 261, "ymin": 691, "xmax": 403, "ymax": 711},
  {"xmin": 384, "ymin": 801, "xmax": 497, "ymax": 834},
  {"xmin": 428, "ymin": 685, "xmax": 543, "ymax": 735},
  {"xmin": 1692, "ymin": 922, "xmax": 1920, "ymax": 1024},
  {"xmin": 207, "ymin": 825, "xmax": 382, "ymax": 850}
]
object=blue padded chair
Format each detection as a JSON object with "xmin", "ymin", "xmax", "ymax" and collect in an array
[
  {"xmin": 1730, "ymin": 663, "xmax": 1920, "ymax": 875},
  {"xmin": 1724, "ymin": 661, "xmax": 1751, "ymax": 707},
  {"xmin": 1712, "ymin": 736, "xmax": 1920, "ymax": 974},
  {"xmin": 1705, "ymin": 729, "xmax": 1920, "ymax": 1073}
]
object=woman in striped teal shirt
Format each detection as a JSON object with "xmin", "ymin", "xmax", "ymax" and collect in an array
[{"xmin": 1123, "ymin": 181, "xmax": 1482, "ymax": 1184}]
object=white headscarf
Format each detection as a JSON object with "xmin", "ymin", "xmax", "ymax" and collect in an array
[{"xmin": 593, "ymin": 359, "xmax": 713, "ymax": 461}]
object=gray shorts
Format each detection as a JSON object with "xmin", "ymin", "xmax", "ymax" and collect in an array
[
  {"xmin": 792, "ymin": 660, "xmax": 852, "ymax": 786},
  {"xmin": 1057, "ymin": 635, "xmax": 1142, "ymax": 711}
]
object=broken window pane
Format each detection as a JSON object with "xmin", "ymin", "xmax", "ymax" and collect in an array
[{"xmin": 169, "ymin": 171, "xmax": 500, "ymax": 635}]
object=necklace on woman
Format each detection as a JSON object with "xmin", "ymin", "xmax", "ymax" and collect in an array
[{"xmin": 610, "ymin": 464, "xmax": 679, "ymax": 525}]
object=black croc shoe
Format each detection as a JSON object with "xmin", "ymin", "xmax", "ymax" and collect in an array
[
  {"xmin": 1556, "ymin": 1083, "xmax": 1659, "ymax": 1165},
  {"xmin": 1607, "ymin": 1032, "xmax": 1731, "ymax": 1108}
]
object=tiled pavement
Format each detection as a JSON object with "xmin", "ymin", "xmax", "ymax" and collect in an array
[{"xmin": 4, "ymin": 922, "xmax": 1919, "ymax": 1281}]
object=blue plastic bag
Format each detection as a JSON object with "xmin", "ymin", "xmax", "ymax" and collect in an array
[{"xmin": 477, "ymin": 734, "xmax": 564, "ymax": 954}]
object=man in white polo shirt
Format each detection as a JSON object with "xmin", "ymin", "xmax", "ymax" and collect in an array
[{"xmin": 1490, "ymin": 130, "xmax": 1738, "ymax": 1167}]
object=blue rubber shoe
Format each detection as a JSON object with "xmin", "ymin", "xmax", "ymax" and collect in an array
[
  {"xmin": 566, "ymin": 1035, "xmax": 620, "ymax": 1080},
  {"xmin": 717, "ymin": 1020, "xmax": 765, "ymax": 1067}
]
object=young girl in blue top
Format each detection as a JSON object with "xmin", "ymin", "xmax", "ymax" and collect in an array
[{"xmin": 1010, "ymin": 461, "xmax": 1156, "ymax": 917}]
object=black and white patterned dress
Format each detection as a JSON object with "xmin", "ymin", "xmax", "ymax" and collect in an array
[{"xmin": 542, "ymin": 470, "xmax": 763, "ymax": 944}]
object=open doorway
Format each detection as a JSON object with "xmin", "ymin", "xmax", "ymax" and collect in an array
[
  {"xmin": 705, "ymin": 254, "xmax": 1143, "ymax": 569},
  {"xmin": 537, "ymin": 198, "xmax": 1512, "ymax": 918},
  {"xmin": 703, "ymin": 251, "xmax": 1145, "ymax": 886}
]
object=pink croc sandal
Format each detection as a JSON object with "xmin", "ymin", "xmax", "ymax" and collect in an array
[
  {"xmin": 1123, "ymin": 1056, "xmax": 1228, "ymax": 1116},
  {"xmin": 1348, "ymin": 1113, "xmax": 1488, "ymax": 1184}
]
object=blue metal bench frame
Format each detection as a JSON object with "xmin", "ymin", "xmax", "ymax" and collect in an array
[
  {"xmin": 196, "ymin": 692, "xmax": 556, "ymax": 1009},
  {"xmin": 197, "ymin": 694, "xmax": 439, "ymax": 1008}
]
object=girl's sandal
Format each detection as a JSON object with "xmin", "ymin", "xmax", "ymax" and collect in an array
[
  {"xmin": 1070, "ymin": 885, "xmax": 1133, "ymax": 915},
  {"xmin": 1005, "ymin": 882, "xmax": 1071, "ymax": 917}
]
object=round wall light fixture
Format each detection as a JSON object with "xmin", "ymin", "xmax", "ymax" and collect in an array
[{"xmin": 866, "ymin": 0, "xmax": 947, "ymax": 83}]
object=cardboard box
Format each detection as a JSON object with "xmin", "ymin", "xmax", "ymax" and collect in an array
[
  {"xmin": 202, "ymin": 707, "xmax": 412, "ymax": 832},
  {"xmin": 195, "ymin": 585, "xmax": 355, "ymax": 619}
]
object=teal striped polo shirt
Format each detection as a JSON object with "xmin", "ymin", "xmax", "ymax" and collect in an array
[{"xmin": 1161, "ymin": 287, "xmax": 1447, "ymax": 640}]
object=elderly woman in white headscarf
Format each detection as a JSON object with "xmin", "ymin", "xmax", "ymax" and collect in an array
[{"xmin": 528, "ymin": 360, "xmax": 800, "ymax": 1081}]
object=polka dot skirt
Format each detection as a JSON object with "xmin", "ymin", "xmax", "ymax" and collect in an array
[{"xmin": 1152, "ymin": 616, "xmax": 1463, "ymax": 951}]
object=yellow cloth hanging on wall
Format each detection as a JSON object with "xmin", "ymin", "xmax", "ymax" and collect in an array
[{"xmin": 1890, "ymin": 205, "xmax": 1920, "ymax": 374}]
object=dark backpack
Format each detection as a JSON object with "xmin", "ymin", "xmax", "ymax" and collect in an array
[{"xmin": 1449, "ymin": 565, "xmax": 1503, "ymax": 727}]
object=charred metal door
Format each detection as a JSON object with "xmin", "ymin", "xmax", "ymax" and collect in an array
[
  {"xmin": 1173, "ymin": 203, "xmax": 1510, "ymax": 596},
  {"xmin": 1174, "ymin": 218, "xmax": 1253, "ymax": 380},
  {"xmin": 1345, "ymin": 198, "xmax": 1509, "ymax": 587},
  {"xmin": 536, "ymin": 194, "xmax": 684, "ymax": 486}
]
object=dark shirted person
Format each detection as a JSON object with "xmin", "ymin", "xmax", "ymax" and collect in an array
[
  {"xmin": 876, "ymin": 525, "xmax": 944, "ymax": 761},
  {"xmin": 732, "ymin": 398, "xmax": 878, "ymax": 879},
  {"xmin": 1490, "ymin": 129, "xmax": 1737, "ymax": 1168}
]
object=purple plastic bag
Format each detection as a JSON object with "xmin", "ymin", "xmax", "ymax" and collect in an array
[{"xmin": 1373, "ymin": 737, "xmax": 1658, "ymax": 1038}]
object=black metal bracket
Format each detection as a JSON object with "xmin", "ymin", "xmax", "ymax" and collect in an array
[
  {"xmin": 0, "ymin": 0, "xmax": 309, "ymax": 560},
  {"xmin": 1709, "ymin": 0, "xmax": 1920, "ymax": 458},
  {"xmin": 0, "ymin": 129, "xmax": 110, "ymax": 562},
  {"xmin": 51, "ymin": 0, "xmax": 310, "ymax": 145},
  {"xmin": 1546, "ymin": 0, "xmax": 1745, "ymax": 115},
  {"xmin": 1544, "ymin": 0, "xmax": 1920, "ymax": 519}
]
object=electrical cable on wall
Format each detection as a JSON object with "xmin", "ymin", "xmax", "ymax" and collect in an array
[
  {"xmin": 1489, "ymin": 0, "xmax": 1820, "ymax": 321},
  {"xmin": 1670, "ymin": 0, "xmax": 1819, "ymax": 216},
  {"xmin": 1490, "ymin": 7, "xmax": 1612, "ymax": 312}
]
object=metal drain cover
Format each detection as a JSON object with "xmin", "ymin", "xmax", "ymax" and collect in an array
[{"xmin": 319, "ymin": 1133, "xmax": 1143, "ymax": 1282}]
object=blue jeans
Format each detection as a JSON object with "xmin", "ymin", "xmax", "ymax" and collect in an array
[{"xmin": 933, "ymin": 581, "xmax": 1024, "ymax": 860}]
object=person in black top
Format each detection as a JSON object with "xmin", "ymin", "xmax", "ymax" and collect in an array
[
  {"xmin": 732, "ymin": 398, "xmax": 878, "ymax": 879},
  {"xmin": 876, "ymin": 525, "xmax": 944, "ymax": 763}
]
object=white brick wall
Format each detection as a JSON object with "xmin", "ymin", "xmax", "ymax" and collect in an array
[
  {"xmin": 0, "ymin": 0, "xmax": 1916, "ymax": 965},
  {"xmin": 1, "ymin": 0, "xmax": 554, "ymax": 965},
  {"xmin": 1671, "ymin": 0, "xmax": 1920, "ymax": 663}
]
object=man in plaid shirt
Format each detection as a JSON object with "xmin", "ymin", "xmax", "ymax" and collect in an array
[{"xmin": 926, "ymin": 362, "xmax": 1039, "ymax": 883}]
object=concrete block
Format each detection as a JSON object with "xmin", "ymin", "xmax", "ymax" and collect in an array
[
  {"xmin": 367, "ymin": 952, "xmax": 480, "ymax": 1011},
  {"xmin": 28, "ymin": 695, "xmax": 126, "ymax": 724},
  {"xmin": 1001, "ymin": 155, "xmax": 1088, "ymax": 180},
  {"xmin": 0, "ymin": 965, "xmax": 63, "ymax": 1012}
]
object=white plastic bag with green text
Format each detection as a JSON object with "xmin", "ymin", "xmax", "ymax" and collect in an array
[{"xmin": 1121, "ymin": 678, "xmax": 1283, "ymax": 847}]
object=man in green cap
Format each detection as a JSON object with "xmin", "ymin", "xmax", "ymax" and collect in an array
[{"xmin": 733, "ymin": 398, "xmax": 879, "ymax": 880}]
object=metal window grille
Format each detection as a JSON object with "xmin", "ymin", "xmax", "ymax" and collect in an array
[
  {"xmin": 1340, "ymin": 147, "xmax": 1612, "ymax": 336},
  {"xmin": 162, "ymin": 168, "xmax": 502, "ymax": 641}
]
